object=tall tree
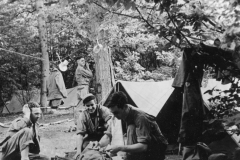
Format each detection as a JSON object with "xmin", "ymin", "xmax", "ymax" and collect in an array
[
  {"xmin": 93, "ymin": 30, "xmax": 115, "ymax": 103},
  {"xmin": 36, "ymin": 0, "xmax": 49, "ymax": 108}
]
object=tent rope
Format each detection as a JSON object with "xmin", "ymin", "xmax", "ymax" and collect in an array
[
  {"xmin": 0, "ymin": 48, "xmax": 46, "ymax": 61},
  {"xmin": 97, "ymin": 87, "xmax": 114, "ymax": 106}
]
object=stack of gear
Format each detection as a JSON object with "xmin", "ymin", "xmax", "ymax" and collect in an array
[
  {"xmin": 77, "ymin": 142, "xmax": 112, "ymax": 160},
  {"xmin": 55, "ymin": 142, "xmax": 112, "ymax": 160}
]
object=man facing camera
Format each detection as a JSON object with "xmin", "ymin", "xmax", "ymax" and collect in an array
[
  {"xmin": 0, "ymin": 102, "xmax": 48, "ymax": 160},
  {"xmin": 74, "ymin": 94, "xmax": 112, "ymax": 158},
  {"xmin": 100, "ymin": 91, "xmax": 168, "ymax": 160}
]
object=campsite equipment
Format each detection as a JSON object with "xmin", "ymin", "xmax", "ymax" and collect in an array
[
  {"xmin": 208, "ymin": 153, "xmax": 227, "ymax": 160},
  {"xmin": 59, "ymin": 60, "xmax": 69, "ymax": 72},
  {"xmin": 182, "ymin": 142, "xmax": 211, "ymax": 160}
]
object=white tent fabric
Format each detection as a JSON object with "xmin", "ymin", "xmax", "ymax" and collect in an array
[
  {"xmin": 118, "ymin": 80, "xmax": 174, "ymax": 117},
  {"xmin": 59, "ymin": 87, "xmax": 79, "ymax": 109}
]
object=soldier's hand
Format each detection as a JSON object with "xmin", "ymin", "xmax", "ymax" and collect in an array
[
  {"xmin": 107, "ymin": 145, "xmax": 122, "ymax": 156},
  {"xmin": 22, "ymin": 104, "xmax": 31, "ymax": 120},
  {"xmin": 86, "ymin": 62, "xmax": 89, "ymax": 68},
  {"xmin": 73, "ymin": 152, "xmax": 81, "ymax": 160}
]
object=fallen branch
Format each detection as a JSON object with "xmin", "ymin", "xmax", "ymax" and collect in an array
[
  {"xmin": 39, "ymin": 118, "xmax": 74, "ymax": 127},
  {"xmin": 58, "ymin": 106, "xmax": 74, "ymax": 110},
  {"xmin": 0, "ymin": 122, "xmax": 9, "ymax": 128}
]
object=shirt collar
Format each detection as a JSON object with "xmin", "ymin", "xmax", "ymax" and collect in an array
[
  {"xmin": 123, "ymin": 104, "xmax": 132, "ymax": 122},
  {"xmin": 22, "ymin": 117, "xmax": 33, "ymax": 127}
]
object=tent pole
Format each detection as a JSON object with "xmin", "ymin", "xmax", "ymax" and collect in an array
[
  {"xmin": 1, "ymin": 94, "xmax": 10, "ymax": 113},
  {"xmin": 117, "ymin": 82, "xmax": 119, "ymax": 92},
  {"xmin": 3, "ymin": 102, "xmax": 10, "ymax": 113},
  {"xmin": 178, "ymin": 143, "xmax": 181, "ymax": 155}
]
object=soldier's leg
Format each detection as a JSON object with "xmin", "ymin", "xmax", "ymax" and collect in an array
[
  {"xmin": 29, "ymin": 154, "xmax": 49, "ymax": 160},
  {"xmin": 1, "ymin": 127, "xmax": 34, "ymax": 160}
]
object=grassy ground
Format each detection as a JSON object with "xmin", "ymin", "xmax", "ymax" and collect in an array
[{"xmin": 0, "ymin": 110, "xmax": 182, "ymax": 159}]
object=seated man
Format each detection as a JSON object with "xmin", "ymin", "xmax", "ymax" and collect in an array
[
  {"xmin": 74, "ymin": 94, "xmax": 112, "ymax": 158},
  {"xmin": 0, "ymin": 101, "xmax": 48, "ymax": 160},
  {"xmin": 99, "ymin": 91, "xmax": 168, "ymax": 160}
]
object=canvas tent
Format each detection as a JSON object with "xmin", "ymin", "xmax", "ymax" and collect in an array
[
  {"xmin": 59, "ymin": 87, "xmax": 79, "ymax": 109},
  {"xmin": 103, "ymin": 79, "xmax": 182, "ymax": 144},
  {"xmin": 1, "ymin": 87, "xmax": 79, "ymax": 114},
  {"xmin": 103, "ymin": 79, "xmax": 240, "ymax": 153},
  {"xmin": 2, "ymin": 90, "xmax": 41, "ymax": 114}
]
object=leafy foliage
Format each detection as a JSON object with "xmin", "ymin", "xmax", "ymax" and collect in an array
[
  {"xmin": 204, "ymin": 79, "xmax": 240, "ymax": 135},
  {"xmin": 2, "ymin": 0, "xmax": 240, "ymax": 118},
  {"xmin": 100, "ymin": 0, "xmax": 240, "ymax": 135}
]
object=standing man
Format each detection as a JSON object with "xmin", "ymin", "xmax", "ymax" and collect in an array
[
  {"xmin": 0, "ymin": 102, "xmax": 49, "ymax": 160},
  {"xmin": 75, "ymin": 56, "xmax": 93, "ymax": 109},
  {"xmin": 47, "ymin": 62, "xmax": 67, "ymax": 109},
  {"xmin": 101, "ymin": 91, "xmax": 168, "ymax": 160},
  {"xmin": 74, "ymin": 94, "xmax": 112, "ymax": 158}
]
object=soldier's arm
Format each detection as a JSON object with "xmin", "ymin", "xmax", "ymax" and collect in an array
[
  {"xmin": 21, "ymin": 145, "xmax": 30, "ymax": 160},
  {"xmin": 99, "ymin": 120, "xmax": 112, "ymax": 147},
  {"xmin": 80, "ymin": 67, "xmax": 93, "ymax": 78}
]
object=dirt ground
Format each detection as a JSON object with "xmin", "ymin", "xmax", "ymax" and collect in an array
[{"xmin": 0, "ymin": 110, "xmax": 182, "ymax": 160}]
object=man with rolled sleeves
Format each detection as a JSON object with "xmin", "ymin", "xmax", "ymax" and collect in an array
[
  {"xmin": 0, "ymin": 101, "xmax": 48, "ymax": 160},
  {"xmin": 74, "ymin": 94, "xmax": 112, "ymax": 158},
  {"xmin": 101, "ymin": 91, "xmax": 168, "ymax": 160},
  {"xmin": 75, "ymin": 56, "xmax": 93, "ymax": 109}
]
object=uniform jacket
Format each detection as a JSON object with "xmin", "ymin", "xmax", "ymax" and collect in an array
[
  {"xmin": 47, "ymin": 68, "xmax": 67, "ymax": 101},
  {"xmin": 0, "ymin": 117, "xmax": 40, "ymax": 153},
  {"xmin": 75, "ymin": 66, "xmax": 93, "ymax": 86},
  {"xmin": 76, "ymin": 105, "xmax": 112, "ymax": 136}
]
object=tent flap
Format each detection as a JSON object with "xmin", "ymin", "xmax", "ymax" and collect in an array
[{"xmin": 118, "ymin": 80, "xmax": 174, "ymax": 117}]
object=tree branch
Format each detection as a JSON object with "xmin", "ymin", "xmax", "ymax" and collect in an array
[
  {"xmin": 202, "ymin": 21, "xmax": 224, "ymax": 34},
  {"xmin": 93, "ymin": 2, "xmax": 139, "ymax": 19},
  {"xmin": 136, "ymin": 7, "xmax": 154, "ymax": 29},
  {"xmin": 204, "ymin": 17, "xmax": 225, "ymax": 33},
  {"xmin": 147, "ymin": 3, "xmax": 157, "ymax": 21},
  {"xmin": 165, "ymin": 10, "xmax": 193, "ymax": 48}
]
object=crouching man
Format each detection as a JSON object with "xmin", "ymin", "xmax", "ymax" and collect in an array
[
  {"xmin": 0, "ymin": 101, "xmax": 49, "ymax": 160},
  {"xmin": 99, "ymin": 91, "xmax": 168, "ymax": 160},
  {"xmin": 74, "ymin": 94, "xmax": 112, "ymax": 158}
]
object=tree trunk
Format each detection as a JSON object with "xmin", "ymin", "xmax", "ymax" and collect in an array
[
  {"xmin": 93, "ymin": 43, "xmax": 115, "ymax": 104},
  {"xmin": 36, "ymin": 0, "xmax": 49, "ymax": 108}
]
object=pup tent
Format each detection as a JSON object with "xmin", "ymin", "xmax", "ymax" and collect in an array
[
  {"xmin": 59, "ymin": 87, "xmax": 79, "ymax": 109},
  {"xmin": 1, "ymin": 87, "xmax": 79, "ymax": 114},
  {"xmin": 2, "ymin": 90, "xmax": 41, "ymax": 114},
  {"xmin": 102, "ymin": 79, "xmax": 240, "ymax": 155}
]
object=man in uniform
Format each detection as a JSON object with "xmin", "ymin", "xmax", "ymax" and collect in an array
[
  {"xmin": 47, "ymin": 62, "xmax": 67, "ymax": 109},
  {"xmin": 75, "ymin": 57, "xmax": 93, "ymax": 109},
  {"xmin": 100, "ymin": 91, "xmax": 168, "ymax": 160},
  {"xmin": 74, "ymin": 94, "xmax": 112, "ymax": 158},
  {"xmin": 0, "ymin": 102, "xmax": 48, "ymax": 160}
]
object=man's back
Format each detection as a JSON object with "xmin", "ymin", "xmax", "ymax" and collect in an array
[{"xmin": 124, "ymin": 105, "xmax": 168, "ymax": 160}]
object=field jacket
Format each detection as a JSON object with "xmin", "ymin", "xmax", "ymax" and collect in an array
[{"xmin": 47, "ymin": 68, "xmax": 67, "ymax": 101}]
